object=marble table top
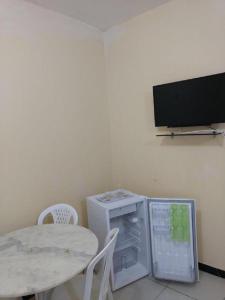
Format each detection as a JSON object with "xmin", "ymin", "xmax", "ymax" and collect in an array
[{"xmin": 0, "ymin": 224, "xmax": 98, "ymax": 298}]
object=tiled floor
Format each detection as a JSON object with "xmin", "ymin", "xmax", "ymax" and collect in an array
[{"xmin": 113, "ymin": 271, "xmax": 225, "ymax": 300}]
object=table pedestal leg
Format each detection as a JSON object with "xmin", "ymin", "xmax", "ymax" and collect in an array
[{"xmin": 36, "ymin": 289, "xmax": 54, "ymax": 300}]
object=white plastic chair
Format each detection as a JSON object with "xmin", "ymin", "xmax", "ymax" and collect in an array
[
  {"xmin": 38, "ymin": 203, "xmax": 78, "ymax": 225},
  {"xmin": 35, "ymin": 204, "xmax": 79, "ymax": 300},
  {"xmin": 52, "ymin": 228, "xmax": 119, "ymax": 300}
]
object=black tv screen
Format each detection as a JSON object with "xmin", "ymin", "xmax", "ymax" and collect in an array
[{"xmin": 153, "ymin": 72, "xmax": 225, "ymax": 127}]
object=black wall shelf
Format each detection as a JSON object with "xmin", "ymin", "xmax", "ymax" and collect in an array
[{"xmin": 156, "ymin": 130, "xmax": 224, "ymax": 137}]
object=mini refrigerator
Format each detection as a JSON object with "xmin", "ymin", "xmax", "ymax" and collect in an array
[{"xmin": 86, "ymin": 190, "xmax": 199, "ymax": 291}]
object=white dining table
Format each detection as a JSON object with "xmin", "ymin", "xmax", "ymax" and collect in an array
[{"xmin": 0, "ymin": 224, "xmax": 98, "ymax": 299}]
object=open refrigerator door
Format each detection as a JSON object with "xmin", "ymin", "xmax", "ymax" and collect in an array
[{"xmin": 149, "ymin": 199, "xmax": 199, "ymax": 283}]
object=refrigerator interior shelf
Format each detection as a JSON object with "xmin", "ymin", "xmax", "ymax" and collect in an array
[
  {"xmin": 115, "ymin": 239, "xmax": 141, "ymax": 252},
  {"xmin": 113, "ymin": 262, "xmax": 148, "ymax": 290}
]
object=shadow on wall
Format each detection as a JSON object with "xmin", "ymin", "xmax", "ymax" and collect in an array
[
  {"xmin": 158, "ymin": 134, "xmax": 225, "ymax": 147},
  {"xmin": 196, "ymin": 209, "xmax": 203, "ymax": 264}
]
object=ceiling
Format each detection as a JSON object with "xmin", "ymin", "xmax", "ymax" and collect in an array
[{"xmin": 26, "ymin": 0, "xmax": 171, "ymax": 31}]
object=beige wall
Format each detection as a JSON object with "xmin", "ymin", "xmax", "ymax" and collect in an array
[
  {"xmin": 105, "ymin": 0, "xmax": 225, "ymax": 269},
  {"xmin": 0, "ymin": 0, "xmax": 112, "ymax": 233},
  {"xmin": 1, "ymin": 0, "xmax": 225, "ymax": 270}
]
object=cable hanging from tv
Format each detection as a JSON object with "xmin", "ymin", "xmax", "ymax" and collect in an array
[{"xmin": 156, "ymin": 129, "xmax": 225, "ymax": 137}]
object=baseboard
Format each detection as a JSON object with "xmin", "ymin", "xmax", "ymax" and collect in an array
[{"xmin": 199, "ymin": 262, "xmax": 225, "ymax": 279}]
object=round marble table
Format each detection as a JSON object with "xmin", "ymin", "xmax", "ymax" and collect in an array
[{"xmin": 0, "ymin": 224, "xmax": 98, "ymax": 298}]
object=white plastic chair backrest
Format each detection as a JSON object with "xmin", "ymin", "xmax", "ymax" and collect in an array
[
  {"xmin": 38, "ymin": 203, "xmax": 78, "ymax": 225},
  {"xmin": 83, "ymin": 228, "xmax": 119, "ymax": 300}
]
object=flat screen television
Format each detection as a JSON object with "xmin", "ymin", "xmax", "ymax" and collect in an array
[{"xmin": 153, "ymin": 72, "xmax": 225, "ymax": 127}]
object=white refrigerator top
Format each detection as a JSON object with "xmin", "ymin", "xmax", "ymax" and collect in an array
[{"xmin": 86, "ymin": 189, "xmax": 146, "ymax": 209}]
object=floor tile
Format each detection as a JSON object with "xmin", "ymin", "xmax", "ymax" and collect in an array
[
  {"xmin": 149, "ymin": 275, "xmax": 169, "ymax": 287},
  {"xmin": 156, "ymin": 288, "xmax": 195, "ymax": 300},
  {"xmin": 114, "ymin": 277, "xmax": 165, "ymax": 300},
  {"xmin": 167, "ymin": 271, "xmax": 225, "ymax": 300}
]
